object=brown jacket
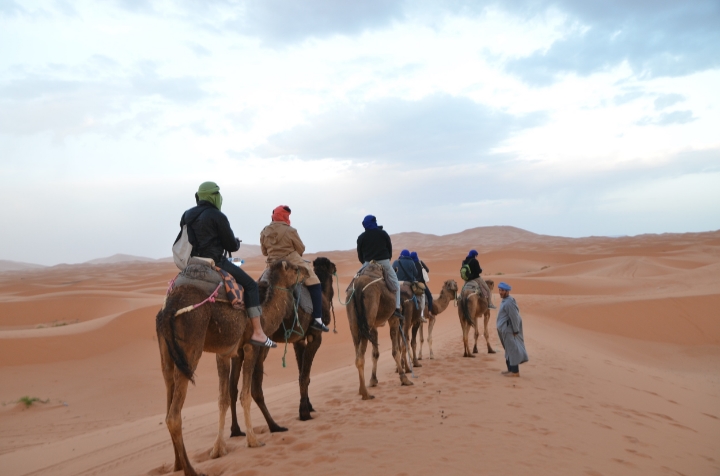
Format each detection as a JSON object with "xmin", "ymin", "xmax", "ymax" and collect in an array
[{"xmin": 260, "ymin": 221, "xmax": 305, "ymax": 261}]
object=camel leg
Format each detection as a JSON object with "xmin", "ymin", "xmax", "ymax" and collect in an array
[
  {"xmin": 390, "ymin": 318, "xmax": 413, "ymax": 386},
  {"xmin": 296, "ymin": 333, "xmax": 322, "ymax": 420},
  {"xmin": 356, "ymin": 338, "xmax": 373, "ymax": 400},
  {"xmin": 369, "ymin": 329, "xmax": 379, "ymax": 387},
  {"xmin": 240, "ymin": 344, "xmax": 263, "ymax": 448},
  {"xmin": 411, "ymin": 322, "xmax": 422, "ymax": 367},
  {"xmin": 210, "ymin": 354, "xmax": 231, "ymax": 459},
  {"xmin": 428, "ymin": 316, "xmax": 436, "ymax": 360},
  {"xmin": 158, "ymin": 339, "xmax": 183, "ymax": 472},
  {"xmin": 484, "ymin": 311, "xmax": 496, "ymax": 353},
  {"xmin": 166, "ymin": 370, "xmax": 201, "ymax": 476},
  {"xmin": 418, "ymin": 322, "xmax": 425, "ymax": 360},
  {"xmin": 250, "ymin": 347, "xmax": 287, "ymax": 432},
  {"xmin": 229, "ymin": 353, "xmax": 245, "ymax": 437},
  {"xmin": 473, "ymin": 319, "xmax": 480, "ymax": 354}
]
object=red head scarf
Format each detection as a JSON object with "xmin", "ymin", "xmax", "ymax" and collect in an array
[{"xmin": 272, "ymin": 205, "xmax": 291, "ymax": 225}]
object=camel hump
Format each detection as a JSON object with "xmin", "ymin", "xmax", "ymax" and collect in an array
[
  {"xmin": 355, "ymin": 262, "xmax": 396, "ymax": 293},
  {"xmin": 174, "ymin": 263, "xmax": 231, "ymax": 301}
]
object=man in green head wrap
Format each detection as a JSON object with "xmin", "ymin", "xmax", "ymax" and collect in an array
[
  {"xmin": 179, "ymin": 181, "xmax": 277, "ymax": 348},
  {"xmin": 195, "ymin": 181, "xmax": 223, "ymax": 210}
]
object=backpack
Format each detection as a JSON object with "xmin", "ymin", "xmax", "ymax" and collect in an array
[
  {"xmin": 460, "ymin": 263, "xmax": 472, "ymax": 282},
  {"xmin": 172, "ymin": 211, "xmax": 203, "ymax": 270}
]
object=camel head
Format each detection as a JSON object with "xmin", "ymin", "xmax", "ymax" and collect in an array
[
  {"xmin": 485, "ymin": 279, "xmax": 495, "ymax": 290},
  {"xmin": 313, "ymin": 257, "xmax": 337, "ymax": 277},
  {"xmin": 267, "ymin": 259, "xmax": 309, "ymax": 288},
  {"xmin": 444, "ymin": 279, "xmax": 459, "ymax": 294}
]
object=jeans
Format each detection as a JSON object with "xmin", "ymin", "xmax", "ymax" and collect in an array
[
  {"xmin": 219, "ymin": 258, "xmax": 262, "ymax": 318},
  {"xmin": 363, "ymin": 259, "xmax": 400, "ymax": 308}
]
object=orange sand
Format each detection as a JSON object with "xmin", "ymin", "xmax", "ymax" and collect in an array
[{"xmin": 0, "ymin": 227, "xmax": 718, "ymax": 475}]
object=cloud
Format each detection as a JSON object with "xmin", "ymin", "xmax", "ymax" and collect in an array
[
  {"xmin": 0, "ymin": 0, "xmax": 24, "ymax": 16},
  {"xmin": 654, "ymin": 93, "xmax": 685, "ymax": 110},
  {"xmin": 636, "ymin": 110, "xmax": 696, "ymax": 126},
  {"xmin": 504, "ymin": 0, "xmax": 720, "ymax": 84},
  {"xmin": 245, "ymin": 94, "xmax": 545, "ymax": 164}
]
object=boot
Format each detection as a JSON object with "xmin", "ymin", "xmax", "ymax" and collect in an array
[{"xmin": 307, "ymin": 284, "xmax": 329, "ymax": 332}]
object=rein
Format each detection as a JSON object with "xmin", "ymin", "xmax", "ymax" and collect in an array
[
  {"xmin": 173, "ymin": 283, "xmax": 223, "ymax": 317},
  {"xmin": 271, "ymin": 268, "xmax": 304, "ymax": 368}
]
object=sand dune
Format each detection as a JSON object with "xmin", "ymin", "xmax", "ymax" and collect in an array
[{"xmin": 0, "ymin": 228, "xmax": 718, "ymax": 475}]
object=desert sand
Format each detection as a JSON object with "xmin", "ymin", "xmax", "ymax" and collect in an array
[{"xmin": 0, "ymin": 226, "xmax": 718, "ymax": 476}]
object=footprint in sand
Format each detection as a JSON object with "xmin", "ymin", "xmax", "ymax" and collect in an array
[{"xmin": 625, "ymin": 448, "xmax": 652, "ymax": 459}]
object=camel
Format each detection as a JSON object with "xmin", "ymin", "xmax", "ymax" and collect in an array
[
  {"xmin": 408, "ymin": 279, "xmax": 459, "ymax": 362},
  {"xmin": 228, "ymin": 257, "xmax": 337, "ymax": 436},
  {"xmin": 156, "ymin": 260, "xmax": 308, "ymax": 476},
  {"xmin": 346, "ymin": 261, "xmax": 412, "ymax": 400},
  {"xmin": 457, "ymin": 278, "xmax": 497, "ymax": 357}
]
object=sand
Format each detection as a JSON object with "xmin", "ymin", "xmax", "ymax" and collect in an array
[{"xmin": 0, "ymin": 227, "xmax": 718, "ymax": 475}]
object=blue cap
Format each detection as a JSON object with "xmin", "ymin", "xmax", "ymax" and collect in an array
[
  {"xmin": 498, "ymin": 282, "xmax": 511, "ymax": 291},
  {"xmin": 362, "ymin": 215, "xmax": 378, "ymax": 230}
]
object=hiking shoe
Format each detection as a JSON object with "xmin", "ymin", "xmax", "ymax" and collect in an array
[
  {"xmin": 393, "ymin": 309, "xmax": 405, "ymax": 320},
  {"xmin": 419, "ymin": 314, "xmax": 428, "ymax": 323},
  {"xmin": 310, "ymin": 319, "xmax": 330, "ymax": 333},
  {"xmin": 488, "ymin": 301, "xmax": 497, "ymax": 309}
]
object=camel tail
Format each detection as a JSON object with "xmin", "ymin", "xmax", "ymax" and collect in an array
[
  {"xmin": 156, "ymin": 303, "xmax": 195, "ymax": 384},
  {"xmin": 353, "ymin": 288, "xmax": 377, "ymax": 346},
  {"xmin": 459, "ymin": 294, "xmax": 473, "ymax": 326}
]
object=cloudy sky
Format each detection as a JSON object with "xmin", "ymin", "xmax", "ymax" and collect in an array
[{"xmin": 1, "ymin": 0, "xmax": 719, "ymax": 265}]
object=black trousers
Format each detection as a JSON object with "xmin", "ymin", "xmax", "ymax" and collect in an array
[{"xmin": 218, "ymin": 259, "xmax": 260, "ymax": 310}]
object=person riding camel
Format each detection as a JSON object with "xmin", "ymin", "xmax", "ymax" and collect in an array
[
  {"xmin": 260, "ymin": 205, "xmax": 329, "ymax": 333},
  {"xmin": 356, "ymin": 215, "xmax": 404, "ymax": 320},
  {"xmin": 393, "ymin": 249, "xmax": 425, "ymax": 323},
  {"xmin": 411, "ymin": 251, "xmax": 432, "ymax": 323},
  {"xmin": 461, "ymin": 249, "xmax": 496, "ymax": 309},
  {"xmin": 180, "ymin": 181, "xmax": 277, "ymax": 348}
]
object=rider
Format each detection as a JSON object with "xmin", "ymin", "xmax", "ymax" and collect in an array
[
  {"xmin": 411, "ymin": 251, "xmax": 432, "ymax": 323},
  {"xmin": 260, "ymin": 205, "xmax": 329, "ymax": 332},
  {"xmin": 393, "ymin": 249, "xmax": 425, "ymax": 323},
  {"xmin": 461, "ymin": 249, "xmax": 496, "ymax": 309},
  {"xmin": 180, "ymin": 181, "xmax": 277, "ymax": 348},
  {"xmin": 356, "ymin": 215, "xmax": 404, "ymax": 320}
]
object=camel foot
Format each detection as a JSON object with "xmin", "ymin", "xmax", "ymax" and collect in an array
[
  {"xmin": 230, "ymin": 427, "xmax": 246, "ymax": 438},
  {"xmin": 299, "ymin": 411, "xmax": 313, "ymax": 421},
  {"xmin": 429, "ymin": 353, "xmax": 434, "ymax": 360},
  {"xmin": 369, "ymin": 377, "xmax": 378, "ymax": 387},
  {"xmin": 246, "ymin": 437, "xmax": 265, "ymax": 448},
  {"xmin": 210, "ymin": 440, "xmax": 228, "ymax": 459},
  {"xmin": 472, "ymin": 346, "xmax": 478, "ymax": 353},
  {"xmin": 269, "ymin": 424, "xmax": 288, "ymax": 433},
  {"xmin": 400, "ymin": 376, "xmax": 414, "ymax": 386},
  {"xmin": 488, "ymin": 348, "xmax": 497, "ymax": 354},
  {"xmin": 414, "ymin": 361, "xmax": 422, "ymax": 368},
  {"xmin": 418, "ymin": 356, "xmax": 423, "ymax": 361},
  {"xmin": 463, "ymin": 353, "xmax": 476, "ymax": 358},
  {"xmin": 361, "ymin": 394, "xmax": 375, "ymax": 400}
]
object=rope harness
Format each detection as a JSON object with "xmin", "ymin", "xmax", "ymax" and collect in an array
[
  {"xmin": 173, "ymin": 283, "xmax": 223, "ymax": 317},
  {"xmin": 271, "ymin": 268, "xmax": 304, "ymax": 368}
]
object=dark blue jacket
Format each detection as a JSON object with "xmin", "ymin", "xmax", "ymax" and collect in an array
[{"xmin": 393, "ymin": 256, "xmax": 417, "ymax": 282}]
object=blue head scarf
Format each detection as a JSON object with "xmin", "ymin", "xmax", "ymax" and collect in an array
[
  {"xmin": 410, "ymin": 251, "xmax": 419, "ymax": 262},
  {"xmin": 400, "ymin": 249, "xmax": 410, "ymax": 258},
  {"xmin": 466, "ymin": 249, "xmax": 478, "ymax": 260},
  {"xmin": 498, "ymin": 282, "xmax": 511, "ymax": 291},
  {"xmin": 362, "ymin": 215, "xmax": 378, "ymax": 230}
]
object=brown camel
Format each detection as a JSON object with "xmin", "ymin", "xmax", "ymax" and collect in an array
[
  {"xmin": 156, "ymin": 260, "xmax": 308, "ymax": 476},
  {"xmin": 457, "ymin": 279, "xmax": 497, "ymax": 357},
  {"xmin": 346, "ymin": 261, "xmax": 412, "ymax": 400},
  {"xmin": 228, "ymin": 257, "xmax": 337, "ymax": 436},
  {"xmin": 412, "ymin": 279, "xmax": 459, "ymax": 362}
]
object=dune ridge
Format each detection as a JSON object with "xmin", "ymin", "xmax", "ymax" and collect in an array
[{"xmin": 0, "ymin": 227, "xmax": 718, "ymax": 475}]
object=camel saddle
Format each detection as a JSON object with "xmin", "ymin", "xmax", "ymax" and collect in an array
[
  {"xmin": 347, "ymin": 261, "xmax": 397, "ymax": 293},
  {"xmin": 173, "ymin": 257, "xmax": 241, "ymax": 305},
  {"xmin": 461, "ymin": 279, "xmax": 486, "ymax": 298},
  {"xmin": 258, "ymin": 268, "xmax": 313, "ymax": 315}
]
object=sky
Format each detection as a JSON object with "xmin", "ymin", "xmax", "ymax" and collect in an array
[{"xmin": 1, "ymin": 0, "xmax": 719, "ymax": 265}]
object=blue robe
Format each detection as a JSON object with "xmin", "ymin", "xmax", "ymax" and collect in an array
[{"xmin": 496, "ymin": 295, "xmax": 529, "ymax": 367}]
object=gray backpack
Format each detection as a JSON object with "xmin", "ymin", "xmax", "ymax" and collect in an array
[{"xmin": 172, "ymin": 212, "xmax": 202, "ymax": 270}]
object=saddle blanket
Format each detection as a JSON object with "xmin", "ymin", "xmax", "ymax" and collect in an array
[
  {"xmin": 258, "ymin": 268, "xmax": 313, "ymax": 315},
  {"xmin": 172, "ymin": 257, "xmax": 244, "ymax": 308}
]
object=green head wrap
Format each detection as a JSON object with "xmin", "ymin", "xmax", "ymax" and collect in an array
[{"xmin": 196, "ymin": 181, "xmax": 223, "ymax": 210}]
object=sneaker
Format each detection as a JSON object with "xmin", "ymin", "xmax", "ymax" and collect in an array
[
  {"xmin": 392, "ymin": 309, "xmax": 405, "ymax": 320},
  {"xmin": 419, "ymin": 314, "xmax": 428, "ymax": 323},
  {"xmin": 310, "ymin": 319, "xmax": 330, "ymax": 333},
  {"xmin": 488, "ymin": 300, "xmax": 497, "ymax": 310}
]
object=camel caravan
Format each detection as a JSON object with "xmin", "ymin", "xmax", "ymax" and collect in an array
[{"xmin": 157, "ymin": 183, "xmax": 508, "ymax": 476}]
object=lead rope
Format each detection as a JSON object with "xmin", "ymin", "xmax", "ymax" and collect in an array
[
  {"xmin": 333, "ymin": 272, "xmax": 356, "ymax": 306},
  {"xmin": 173, "ymin": 283, "xmax": 223, "ymax": 317},
  {"xmin": 273, "ymin": 269, "xmax": 304, "ymax": 368}
]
